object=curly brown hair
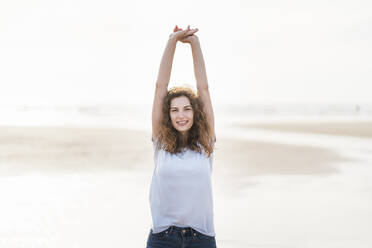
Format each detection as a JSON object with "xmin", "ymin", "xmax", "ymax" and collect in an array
[{"xmin": 155, "ymin": 86, "xmax": 214, "ymax": 157}]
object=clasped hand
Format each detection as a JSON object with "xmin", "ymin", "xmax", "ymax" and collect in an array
[{"xmin": 169, "ymin": 25, "xmax": 199, "ymax": 44}]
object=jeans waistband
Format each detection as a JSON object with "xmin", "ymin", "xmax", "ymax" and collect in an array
[{"xmin": 167, "ymin": 225, "xmax": 196, "ymax": 236}]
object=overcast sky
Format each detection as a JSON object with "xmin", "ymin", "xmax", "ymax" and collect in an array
[{"xmin": 0, "ymin": 0, "xmax": 371, "ymax": 106}]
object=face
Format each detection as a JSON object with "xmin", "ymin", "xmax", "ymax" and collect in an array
[{"xmin": 169, "ymin": 96, "xmax": 194, "ymax": 134}]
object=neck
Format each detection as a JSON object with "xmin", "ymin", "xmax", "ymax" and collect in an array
[{"xmin": 179, "ymin": 132, "xmax": 188, "ymax": 145}]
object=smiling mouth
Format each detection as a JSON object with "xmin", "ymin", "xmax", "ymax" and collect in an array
[{"xmin": 176, "ymin": 120, "xmax": 188, "ymax": 126}]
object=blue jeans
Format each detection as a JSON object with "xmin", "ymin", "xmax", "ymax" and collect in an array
[{"xmin": 146, "ymin": 225, "xmax": 217, "ymax": 248}]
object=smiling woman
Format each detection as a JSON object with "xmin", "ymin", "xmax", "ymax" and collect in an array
[
  {"xmin": 146, "ymin": 25, "xmax": 218, "ymax": 248},
  {"xmin": 157, "ymin": 86, "xmax": 214, "ymax": 156},
  {"xmin": 170, "ymin": 95, "xmax": 194, "ymax": 134}
]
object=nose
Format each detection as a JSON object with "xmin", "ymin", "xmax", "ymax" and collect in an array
[{"xmin": 178, "ymin": 110, "xmax": 185, "ymax": 118}]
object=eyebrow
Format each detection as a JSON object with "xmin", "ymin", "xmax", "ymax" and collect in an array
[{"xmin": 170, "ymin": 105, "xmax": 192, "ymax": 109}]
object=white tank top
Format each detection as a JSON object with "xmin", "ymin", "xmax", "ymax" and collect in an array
[{"xmin": 148, "ymin": 137, "xmax": 216, "ymax": 236}]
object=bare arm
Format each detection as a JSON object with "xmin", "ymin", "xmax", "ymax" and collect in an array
[
  {"xmin": 156, "ymin": 37, "xmax": 177, "ymax": 88},
  {"xmin": 191, "ymin": 38, "xmax": 209, "ymax": 90},
  {"xmin": 152, "ymin": 26, "xmax": 198, "ymax": 142},
  {"xmin": 152, "ymin": 37, "xmax": 177, "ymax": 141},
  {"xmin": 190, "ymin": 37, "xmax": 216, "ymax": 142}
]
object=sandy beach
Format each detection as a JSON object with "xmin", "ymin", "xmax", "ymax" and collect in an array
[
  {"xmin": 0, "ymin": 125, "xmax": 350, "ymax": 177},
  {"xmin": 236, "ymin": 121, "xmax": 372, "ymax": 138},
  {"xmin": 1, "ymin": 123, "xmax": 371, "ymax": 248},
  {"xmin": 0, "ymin": 126, "xmax": 153, "ymax": 176}
]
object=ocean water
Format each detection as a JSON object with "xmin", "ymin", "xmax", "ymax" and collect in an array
[{"xmin": 1, "ymin": 103, "xmax": 372, "ymax": 130}]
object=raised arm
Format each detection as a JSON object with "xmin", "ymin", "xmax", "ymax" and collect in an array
[
  {"xmin": 186, "ymin": 34, "xmax": 216, "ymax": 142},
  {"xmin": 152, "ymin": 25, "xmax": 198, "ymax": 142},
  {"xmin": 152, "ymin": 37, "xmax": 176, "ymax": 142}
]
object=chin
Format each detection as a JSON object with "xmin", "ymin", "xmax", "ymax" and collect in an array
[
  {"xmin": 175, "ymin": 126, "xmax": 192, "ymax": 133},
  {"xmin": 176, "ymin": 128, "xmax": 190, "ymax": 132}
]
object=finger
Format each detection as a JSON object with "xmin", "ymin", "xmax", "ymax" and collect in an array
[
  {"xmin": 186, "ymin": 29, "xmax": 198, "ymax": 35},
  {"xmin": 181, "ymin": 26, "xmax": 189, "ymax": 32},
  {"xmin": 174, "ymin": 25, "xmax": 180, "ymax": 32},
  {"xmin": 190, "ymin": 28, "xmax": 198, "ymax": 33},
  {"xmin": 174, "ymin": 28, "xmax": 183, "ymax": 33}
]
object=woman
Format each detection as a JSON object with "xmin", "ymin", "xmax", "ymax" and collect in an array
[{"xmin": 147, "ymin": 25, "xmax": 217, "ymax": 248}]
